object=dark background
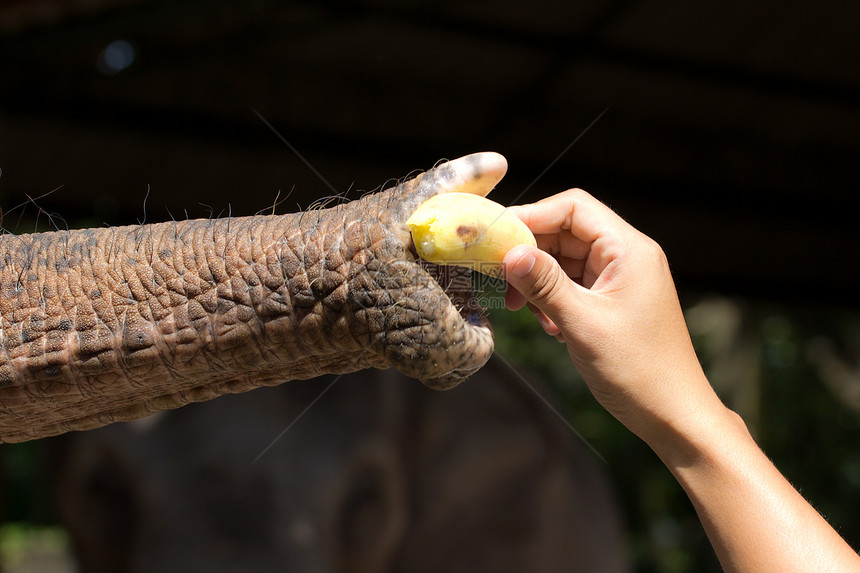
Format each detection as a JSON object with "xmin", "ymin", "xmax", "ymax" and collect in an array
[
  {"xmin": 2, "ymin": 0, "xmax": 858, "ymax": 303},
  {"xmin": 1, "ymin": 1, "xmax": 859, "ymax": 571}
]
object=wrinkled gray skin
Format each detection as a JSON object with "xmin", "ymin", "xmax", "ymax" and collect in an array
[
  {"xmin": 0, "ymin": 154, "xmax": 501, "ymax": 443},
  {"xmin": 52, "ymin": 360, "xmax": 630, "ymax": 573}
]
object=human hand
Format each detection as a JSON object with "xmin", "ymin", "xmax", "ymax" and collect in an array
[
  {"xmin": 504, "ymin": 189, "xmax": 860, "ymax": 573},
  {"xmin": 503, "ymin": 189, "xmax": 723, "ymax": 444}
]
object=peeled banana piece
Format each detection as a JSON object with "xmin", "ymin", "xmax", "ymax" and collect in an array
[{"xmin": 406, "ymin": 192, "xmax": 537, "ymax": 277}]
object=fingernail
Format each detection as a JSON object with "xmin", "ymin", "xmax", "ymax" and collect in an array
[{"xmin": 510, "ymin": 250, "xmax": 535, "ymax": 278}]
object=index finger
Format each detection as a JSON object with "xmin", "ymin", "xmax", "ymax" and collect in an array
[
  {"xmin": 534, "ymin": 231, "xmax": 592, "ymax": 262},
  {"xmin": 507, "ymin": 188, "xmax": 629, "ymax": 243}
]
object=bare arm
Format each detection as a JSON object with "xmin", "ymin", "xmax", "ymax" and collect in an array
[{"xmin": 502, "ymin": 189, "xmax": 860, "ymax": 573}]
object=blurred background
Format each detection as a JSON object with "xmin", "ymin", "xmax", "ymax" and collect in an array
[{"xmin": 1, "ymin": 0, "xmax": 859, "ymax": 571}]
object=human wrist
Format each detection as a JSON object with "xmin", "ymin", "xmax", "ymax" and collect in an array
[{"xmin": 637, "ymin": 374, "xmax": 746, "ymax": 473}]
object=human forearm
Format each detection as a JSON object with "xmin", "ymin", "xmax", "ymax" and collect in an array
[
  {"xmin": 503, "ymin": 189, "xmax": 860, "ymax": 572},
  {"xmin": 653, "ymin": 390, "xmax": 860, "ymax": 573}
]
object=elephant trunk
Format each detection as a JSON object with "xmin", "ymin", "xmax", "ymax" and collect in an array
[{"xmin": 0, "ymin": 153, "xmax": 506, "ymax": 442}]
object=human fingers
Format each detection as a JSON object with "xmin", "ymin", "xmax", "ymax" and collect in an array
[
  {"xmin": 528, "ymin": 303, "xmax": 563, "ymax": 337},
  {"xmin": 504, "ymin": 250, "xmax": 584, "ymax": 311},
  {"xmin": 502, "ymin": 244, "xmax": 585, "ymax": 336},
  {"xmin": 504, "ymin": 281, "xmax": 528, "ymax": 311},
  {"xmin": 533, "ymin": 231, "xmax": 592, "ymax": 265},
  {"xmin": 506, "ymin": 188, "xmax": 629, "ymax": 243}
]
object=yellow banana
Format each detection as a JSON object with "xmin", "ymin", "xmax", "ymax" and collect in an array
[{"xmin": 405, "ymin": 192, "xmax": 536, "ymax": 277}]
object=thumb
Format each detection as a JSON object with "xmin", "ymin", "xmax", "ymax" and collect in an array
[{"xmin": 503, "ymin": 245, "xmax": 583, "ymax": 334}]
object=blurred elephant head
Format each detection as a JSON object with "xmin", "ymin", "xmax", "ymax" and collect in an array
[{"xmin": 52, "ymin": 359, "xmax": 630, "ymax": 573}]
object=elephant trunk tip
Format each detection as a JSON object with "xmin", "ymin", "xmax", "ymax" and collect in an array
[{"xmin": 431, "ymin": 152, "xmax": 508, "ymax": 199}]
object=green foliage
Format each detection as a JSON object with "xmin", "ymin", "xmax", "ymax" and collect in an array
[
  {"xmin": 490, "ymin": 294, "xmax": 860, "ymax": 572},
  {"xmin": 0, "ymin": 523, "xmax": 69, "ymax": 571},
  {"xmin": 490, "ymin": 302, "xmax": 719, "ymax": 571},
  {"xmin": 1, "ymin": 288, "xmax": 858, "ymax": 572}
]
